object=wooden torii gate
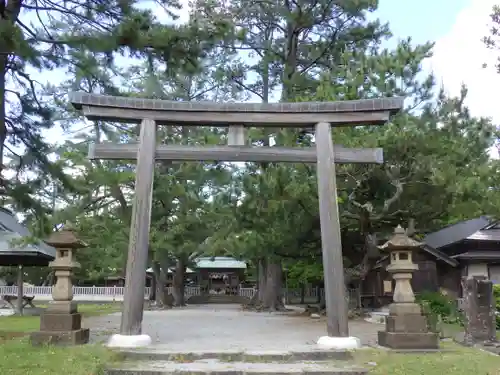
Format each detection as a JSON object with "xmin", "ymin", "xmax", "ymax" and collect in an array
[{"xmin": 70, "ymin": 92, "xmax": 403, "ymax": 347}]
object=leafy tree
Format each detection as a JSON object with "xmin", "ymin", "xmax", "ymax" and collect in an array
[
  {"xmin": 1, "ymin": 0, "xmax": 235, "ymax": 221},
  {"xmin": 26, "ymin": 0, "xmax": 239, "ymax": 285},
  {"xmin": 483, "ymin": 4, "xmax": 500, "ymax": 72},
  {"xmin": 190, "ymin": 0, "xmax": 439, "ymax": 311}
]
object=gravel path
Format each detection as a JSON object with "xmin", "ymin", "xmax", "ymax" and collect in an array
[{"xmin": 84, "ymin": 304, "xmax": 381, "ymax": 351}]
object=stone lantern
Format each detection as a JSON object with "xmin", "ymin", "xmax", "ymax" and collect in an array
[
  {"xmin": 377, "ymin": 225, "xmax": 439, "ymax": 349},
  {"xmin": 30, "ymin": 222, "xmax": 90, "ymax": 345}
]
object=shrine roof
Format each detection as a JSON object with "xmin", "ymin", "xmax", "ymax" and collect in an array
[
  {"xmin": 195, "ymin": 257, "xmax": 247, "ymax": 269},
  {"xmin": 423, "ymin": 217, "xmax": 492, "ymax": 249},
  {"xmin": 451, "ymin": 251, "xmax": 500, "ymax": 260},
  {"xmin": 0, "ymin": 208, "xmax": 56, "ymax": 266},
  {"xmin": 466, "ymin": 226, "xmax": 500, "ymax": 242},
  {"xmin": 145, "ymin": 267, "xmax": 195, "ymax": 274}
]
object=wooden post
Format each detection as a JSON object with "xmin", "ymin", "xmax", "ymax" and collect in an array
[
  {"xmin": 315, "ymin": 122, "xmax": 349, "ymax": 337},
  {"xmin": 120, "ymin": 119, "xmax": 157, "ymax": 335},
  {"xmin": 16, "ymin": 265, "xmax": 23, "ymax": 316}
]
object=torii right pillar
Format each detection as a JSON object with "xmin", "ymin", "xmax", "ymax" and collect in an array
[{"xmin": 377, "ymin": 225, "xmax": 439, "ymax": 349}]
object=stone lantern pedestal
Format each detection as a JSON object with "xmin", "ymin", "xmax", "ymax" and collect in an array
[
  {"xmin": 30, "ymin": 223, "xmax": 90, "ymax": 346},
  {"xmin": 377, "ymin": 225, "xmax": 439, "ymax": 349}
]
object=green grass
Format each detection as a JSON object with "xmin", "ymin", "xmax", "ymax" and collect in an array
[
  {"xmin": 440, "ymin": 322, "xmax": 500, "ymax": 340},
  {"xmin": 0, "ymin": 338, "xmax": 118, "ymax": 375},
  {"xmin": 441, "ymin": 322, "xmax": 466, "ymax": 338},
  {"xmin": 0, "ymin": 303, "xmax": 121, "ymax": 333},
  {"xmin": 2, "ymin": 306, "xmax": 500, "ymax": 375},
  {"xmin": 354, "ymin": 342, "xmax": 500, "ymax": 375},
  {"xmin": 0, "ymin": 304, "xmax": 122, "ymax": 375}
]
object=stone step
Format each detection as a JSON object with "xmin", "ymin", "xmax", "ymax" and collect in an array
[
  {"xmin": 186, "ymin": 295, "xmax": 249, "ymax": 304},
  {"xmin": 117, "ymin": 348, "xmax": 353, "ymax": 362},
  {"xmin": 105, "ymin": 359, "xmax": 368, "ymax": 375}
]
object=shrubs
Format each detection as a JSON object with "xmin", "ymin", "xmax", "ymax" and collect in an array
[
  {"xmin": 417, "ymin": 291, "xmax": 455, "ymax": 317},
  {"xmin": 417, "ymin": 287, "xmax": 500, "ymax": 331},
  {"xmin": 416, "ymin": 291, "xmax": 463, "ymax": 326},
  {"xmin": 493, "ymin": 285, "xmax": 500, "ymax": 329}
]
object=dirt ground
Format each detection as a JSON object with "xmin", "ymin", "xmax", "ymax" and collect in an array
[{"xmin": 85, "ymin": 304, "xmax": 382, "ymax": 350}]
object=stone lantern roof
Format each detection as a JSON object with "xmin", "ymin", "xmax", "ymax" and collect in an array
[
  {"xmin": 44, "ymin": 222, "xmax": 87, "ymax": 249},
  {"xmin": 378, "ymin": 225, "xmax": 422, "ymax": 251}
]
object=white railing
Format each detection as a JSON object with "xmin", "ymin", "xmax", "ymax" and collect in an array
[
  {"xmin": 284, "ymin": 287, "xmax": 325, "ymax": 299},
  {"xmin": 238, "ymin": 287, "xmax": 325, "ymax": 300},
  {"xmin": 0, "ymin": 285, "xmax": 201, "ymax": 302},
  {"xmin": 0, "ymin": 285, "xmax": 359, "ymax": 305},
  {"xmin": 238, "ymin": 287, "xmax": 360, "ymax": 307},
  {"xmin": 0, "ymin": 285, "xmax": 151, "ymax": 302},
  {"xmin": 166, "ymin": 286, "xmax": 201, "ymax": 297},
  {"xmin": 239, "ymin": 287, "xmax": 256, "ymax": 298}
]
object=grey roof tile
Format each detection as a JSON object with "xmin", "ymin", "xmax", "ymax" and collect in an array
[
  {"xmin": 0, "ymin": 208, "xmax": 56, "ymax": 261},
  {"xmin": 69, "ymin": 92, "xmax": 404, "ymax": 115},
  {"xmin": 423, "ymin": 217, "xmax": 491, "ymax": 249}
]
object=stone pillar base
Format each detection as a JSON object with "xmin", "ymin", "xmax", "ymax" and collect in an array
[
  {"xmin": 389, "ymin": 302, "xmax": 421, "ymax": 315},
  {"xmin": 316, "ymin": 336, "xmax": 361, "ymax": 350},
  {"xmin": 31, "ymin": 302, "xmax": 90, "ymax": 346},
  {"xmin": 107, "ymin": 334, "xmax": 152, "ymax": 348},
  {"xmin": 385, "ymin": 315, "xmax": 429, "ymax": 333},
  {"xmin": 40, "ymin": 312, "xmax": 82, "ymax": 331},
  {"xmin": 378, "ymin": 331, "xmax": 439, "ymax": 349},
  {"xmin": 378, "ymin": 302, "xmax": 439, "ymax": 350},
  {"xmin": 47, "ymin": 300, "xmax": 78, "ymax": 314},
  {"xmin": 30, "ymin": 328, "xmax": 89, "ymax": 346}
]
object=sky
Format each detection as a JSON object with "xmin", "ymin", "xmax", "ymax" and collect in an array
[{"xmin": 36, "ymin": 0, "xmax": 500, "ymax": 145}]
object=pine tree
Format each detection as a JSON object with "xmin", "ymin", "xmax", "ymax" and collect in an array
[{"xmin": 0, "ymin": 0, "xmax": 234, "ymax": 217}]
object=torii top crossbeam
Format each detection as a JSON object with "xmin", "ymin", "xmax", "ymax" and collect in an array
[{"xmin": 69, "ymin": 92, "xmax": 404, "ymax": 127}]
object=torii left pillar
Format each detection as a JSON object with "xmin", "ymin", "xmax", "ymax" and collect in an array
[{"xmin": 107, "ymin": 119, "xmax": 157, "ymax": 348}]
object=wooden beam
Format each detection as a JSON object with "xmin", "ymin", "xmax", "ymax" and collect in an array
[
  {"xmin": 69, "ymin": 92, "xmax": 404, "ymax": 127},
  {"xmin": 88, "ymin": 144, "xmax": 384, "ymax": 164},
  {"xmin": 120, "ymin": 119, "xmax": 156, "ymax": 336},
  {"xmin": 80, "ymin": 105, "xmax": 392, "ymax": 127},
  {"xmin": 315, "ymin": 122, "xmax": 349, "ymax": 337}
]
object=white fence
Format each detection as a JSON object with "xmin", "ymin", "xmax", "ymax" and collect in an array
[
  {"xmin": 0, "ymin": 285, "xmax": 151, "ymax": 302},
  {"xmin": 165, "ymin": 286, "xmax": 201, "ymax": 297},
  {"xmin": 239, "ymin": 288, "xmax": 256, "ymax": 298},
  {"xmin": 0, "ymin": 285, "xmax": 206, "ymax": 302},
  {"xmin": 0, "ymin": 285, "xmax": 342, "ymax": 303},
  {"xmin": 240, "ymin": 287, "xmax": 327, "ymax": 300}
]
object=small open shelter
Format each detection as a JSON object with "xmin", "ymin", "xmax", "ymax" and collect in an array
[{"xmin": 0, "ymin": 208, "xmax": 56, "ymax": 314}]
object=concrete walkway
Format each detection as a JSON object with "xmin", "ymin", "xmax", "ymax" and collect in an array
[{"xmin": 85, "ymin": 304, "xmax": 382, "ymax": 350}]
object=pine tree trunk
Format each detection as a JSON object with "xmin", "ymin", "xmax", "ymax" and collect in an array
[
  {"xmin": 152, "ymin": 261, "xmax": 170, "ymax": 307},
  {"xmin": 247, "ymin": 258, "xmax": 266, "ymax": 307},
  {"xmin": 247, "ymin": 258, "xmax": 284, "ymax": 311},
  {"xmin": 261, "ymin": 260, "xmax": 284, "ymax": 311},
  {"xmin": 257, "ymin": 258, "xmax": 267, "ymax": 302},
  {"xmin": 172, "ymin": 258, "xmax": 186, "ymax": 306}
]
